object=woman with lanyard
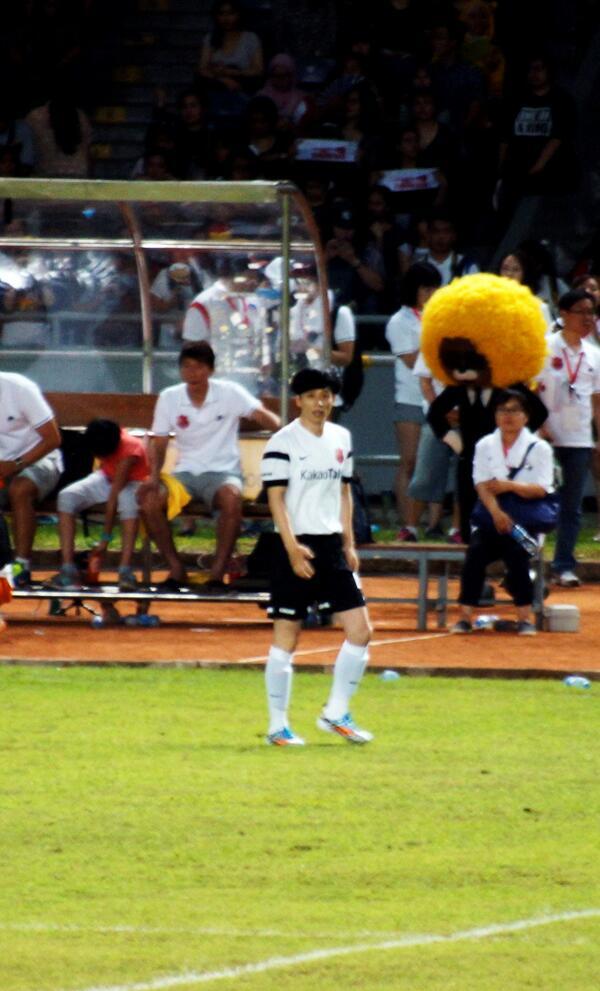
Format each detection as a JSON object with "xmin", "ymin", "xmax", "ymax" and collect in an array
[
  {"xmin": 451, "ymin": 389, "xmax": 554, "ymax": 635},
  {"xmin": 182, "ymin": 257, "xmax": 267, "ymax": 395},
  {"xmin": 289, "ymin": 268, "xmax": 355, "ymax": 375},
  {"xmin": 385, "ymin": 261, "xmax": 441, "ymax": 539},
  {"xmin": 571, "ymin": 274, "xmax": 600, "ymax": 541},
  {"xmin": 537, "ymin": 288, "xmax": 600, "ymax": 586}
]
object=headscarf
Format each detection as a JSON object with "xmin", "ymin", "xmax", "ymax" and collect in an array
[{"xmin": 258, "ymin": 54, "xmax": 307, "ymax": 123}]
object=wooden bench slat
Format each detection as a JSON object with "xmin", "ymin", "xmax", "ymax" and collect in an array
[{"xmin": 45, "ymin": 392, "xmax": 157, "ymax": 429}]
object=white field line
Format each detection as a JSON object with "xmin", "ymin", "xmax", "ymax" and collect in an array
[
  {"xmin": 236, "ymin": 632, "xmax": 450, "ymax": 665},
  {"xmin": 54, "ymin": 908, "xmax": 600, "ymax": 991},
  {"xmin": 0, "ymin": 922, "xmax": 398, "ymax": 939}
]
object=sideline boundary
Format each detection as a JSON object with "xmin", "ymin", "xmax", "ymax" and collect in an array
[{"xmin": 57, "ymin": 908, "xmax": 600, "ymax": 991}]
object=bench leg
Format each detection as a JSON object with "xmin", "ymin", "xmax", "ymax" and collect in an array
[
  {"xmin": 436, "ymin": 567, "xmax": 449, "ymax": 628},
  {"xmin": 417, "ymin": 556, "xmax": 428, "ymax": 631},
  {"xmin": 141, "ymin": 535, "xmax": 153, "ymax": 586},
  {"xmin": 533, "ymin": 548, "xmax": 545, "ymax": 631}
]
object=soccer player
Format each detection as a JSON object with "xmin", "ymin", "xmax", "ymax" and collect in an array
[{"xmin": 260, "ymin": 367, "xmax": 372, "ymax": 746}]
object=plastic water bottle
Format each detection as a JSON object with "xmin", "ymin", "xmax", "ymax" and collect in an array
[
  {"xmin": 510, "ymin": 524, "xmax": 538, "ymax": 558},
  {"xmin": 563, "ymin": 675, "xmax": 591, "ymax": 689},
  {"xmin": 474, "ymin": 614, "xmax": 499, "ymax": 630},
  {"xmin": 85, "ymin": 548, "xmax": 103, "ymax": 585},
  {"xmin": 379, "ymin": 669, "xmax": 401, "ymax": 681}
]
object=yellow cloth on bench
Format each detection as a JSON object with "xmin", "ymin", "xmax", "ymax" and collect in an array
[
  {"xmin": 161, "ymin": 472, "xmax": 192, "ymax": 520},
  {"xmin": 138, "ymin": 473, "xmax": 191, "ymax": 538}
]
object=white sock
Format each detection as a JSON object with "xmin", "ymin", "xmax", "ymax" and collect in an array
[
  {"xmin": 265, "ymin": 646, "xmax": 294, "ymax": 734},
  {"xmin": 324, "ymin": 640, "xmax": 369, "ymax": 720},
  {"xmin": 15, "ymin": 557, "xmax": 30, "ymax": 569}
]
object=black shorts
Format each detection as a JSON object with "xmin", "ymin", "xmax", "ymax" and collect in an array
[{"xmin": 268, "ymin": 533, "xmax": 366, "ymax": 621}]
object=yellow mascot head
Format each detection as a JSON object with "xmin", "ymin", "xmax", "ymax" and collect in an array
[{"xmin": 420, "ymin": 273, "xmax": 547, "ymax": 388}]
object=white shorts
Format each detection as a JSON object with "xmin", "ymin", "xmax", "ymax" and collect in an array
[{"xmin": 57, "ymin": 470, "xmax": 142, "ymax": 520}]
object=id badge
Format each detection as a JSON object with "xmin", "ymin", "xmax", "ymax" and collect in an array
[{"xmin": 561, "ymin": 404, "xmax": 581, "ymax": 431}]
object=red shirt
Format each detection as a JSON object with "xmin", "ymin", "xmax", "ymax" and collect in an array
[{"xmin": 100, "ymin": 430, "xmax": 149, "ymax": 482}]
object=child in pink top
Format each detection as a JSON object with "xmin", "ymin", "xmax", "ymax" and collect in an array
[{"xmin": 50, "ymin": 419, "xmax": 149, "ymax": 591}]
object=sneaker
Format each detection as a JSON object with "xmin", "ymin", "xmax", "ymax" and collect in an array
[
  {"xmin": 397, "ymin": 526, "xmax": 417, "ymax": 542},
  {"xmin": 553, "ymin": 570, "xmax": 581, "ymax": 588},
  {"xmin": 266, "ymin": 727, "xmax": 305, "ymax": 747},
  {"xmin": 154, "ymin": 576, "xmax": 187, "ymax": 593},
  {"xmin": 45, "ymin": 565, "xmax": 82, "ymax": 591},
  {"xmin": 203, "ymin": 579, "xmax": 228, "ymax": 594},
  {"xmin": 11, "ymin": 563, "xmax": 32, "ymax": 589},
  {"xmin": 316, "ymin": 712, "xmax": 373, "ymax": 744},
  {"xmin": 424, "ymin": 524, "xmax": 445, "ymax": 539},
  {"xmin": 517, "ymin": 620, "xmax": 537, "ymax": 636},
  {"xmin": 448, "ymin": 529, "xmax": 463, "ymax": 545},
  {"xmin": 118, "ymin": 567, "xmax": 138, "ymax": 592},
  {"xmin": 450, "ymin": 619, "xmax": 473, "ymax": 634}
]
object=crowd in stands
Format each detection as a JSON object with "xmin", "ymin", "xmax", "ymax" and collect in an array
[{"xmin": 1, "ymin": 3, "xmax": 598, "ymax": 320}]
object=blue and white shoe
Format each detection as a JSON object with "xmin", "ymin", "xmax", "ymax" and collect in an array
[
  {"xmin": 316, "ymin": 712, "xmax": 373, "ymax": 744},
  {"xmin": 266, "ymin": 726, "xmax": 306, "ymax": 747}
]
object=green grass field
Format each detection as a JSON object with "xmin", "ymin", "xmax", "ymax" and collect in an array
[{"xmin": 2, "ymin": 667, "xmax": 599, "ymax": 991}]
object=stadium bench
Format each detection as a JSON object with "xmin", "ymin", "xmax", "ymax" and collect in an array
[
  {"xmin": 357, "ymin": 541, "xmax": 546, "ymax": 632},
  {"xmin": 9, "ymin": 391, "xmax": 271, "ymax": 610}
]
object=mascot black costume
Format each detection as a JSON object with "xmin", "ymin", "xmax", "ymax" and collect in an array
[{"xmin": 421, "ymin": 273, "xmax": 548, "ymax": 541}]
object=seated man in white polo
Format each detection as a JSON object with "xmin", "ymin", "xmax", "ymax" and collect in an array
[
  {"xmin": 137, "ymin": 340, "xmax": 280, "ymax": 591},
  {"xmin": 0, "ymin": 370, "xmax": 62, "ymax": 586}
]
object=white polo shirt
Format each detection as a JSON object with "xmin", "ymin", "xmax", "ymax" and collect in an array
[
  {"xmin": 0, "ymin": 371, "xmax": 59, "ymax": 462},
  {"xmin": 537, "ymin": 332, "xmax": 600, "ymax": 447},
  {"xmin": 473, "ymin": 426, "xmax": 554, "ymax": 491},
  {"xmin": 289, "ymin": 293, "xmax": 355, "ymax": 361},
  {"xmin": 182, "ymin": 281, "xmax": 264, "ymax": 346},
  {"xmin": 152, "ymin": 378, "xmax": 260, "ymax": 474},
  {"xmin": 385, "ymin": 306, "xmax": 423, "ymax": 406},
  {"xmin": 261, "ymin": 418, "xmax": 353, "ymax": 535},
  {"xmin": 412, "ymin": 350, "xmax": 445, "ymax": 410}
]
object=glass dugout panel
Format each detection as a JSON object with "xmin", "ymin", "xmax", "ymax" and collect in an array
[{"xmin": 0, "ymin": 179, "xmax": 329, "ymax": 409}]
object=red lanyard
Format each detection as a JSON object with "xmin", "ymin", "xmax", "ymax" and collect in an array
[
  {"xmin": 562, "ymin": 347, "xmax": 584, "ymax": 388},
  {"xmin": 226, "ymin": 296, "xmax": 249, "ymax": 325}
]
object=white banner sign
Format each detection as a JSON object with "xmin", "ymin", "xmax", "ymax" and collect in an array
[
  {"xmin": 379, "ymin": 168, "xmax": 439, "ymax": 192},
  {"xmin": 295, "ymin": 139, "xmax": 359, "ymax": 163}
]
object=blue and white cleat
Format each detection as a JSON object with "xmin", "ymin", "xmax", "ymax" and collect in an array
[
  {"xmin": 316, "ymin": 712, "xmax": 373, "ymax": 744},
  {"xmin": 266, "ymin": 726, "xmax": 306, "ymax": 747}
]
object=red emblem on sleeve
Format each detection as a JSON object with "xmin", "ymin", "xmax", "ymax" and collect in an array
[
  {"xmin": 335, "ymin": 448, "xmax": 344, "ymax": 464},
  {"xmin": 551, "ymin": 356, "xmax": 563, "ymax": 370},
  {"xmin": 177, "ymin": 414, "xmax": 190, "ymax": 428}
]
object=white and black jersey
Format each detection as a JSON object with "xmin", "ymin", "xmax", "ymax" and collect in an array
[{"xmin": 261, "ymin": 419, "xmax": 353, "ymax": 535}]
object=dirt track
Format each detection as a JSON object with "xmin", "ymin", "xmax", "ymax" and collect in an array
[{"xmin": 0, "ymin": 576, "xmax": 597, "ymax": 678}]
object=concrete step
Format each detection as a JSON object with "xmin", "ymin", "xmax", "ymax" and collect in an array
[
  {"xmin": 111, "ymin": 62, "xmax": 193, "ymax": 85},
  {"xmin": 95, "ymin": 105, "xmax": 153, "ymax": 125},
  {"xmin": 108, "ymin": 84, "xmax": 157, "ymax": 105},
  {"xmin": 136, "ymin": 48, "xmax": 198, "ymax": 67},
  {"xmin": 91, "ymin": 141, "xmax": 144, "ymax": 160},
  {"xmin": 93, "ymin": 122, "xmax": 146, "ymax": 143},
  {"xmin": 92, "ymin": 159, "xmax": 135, "ymax": 179},
  {"xmin": 143, "ymin": 63, "xmax": 194, "ymax": 84}
]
